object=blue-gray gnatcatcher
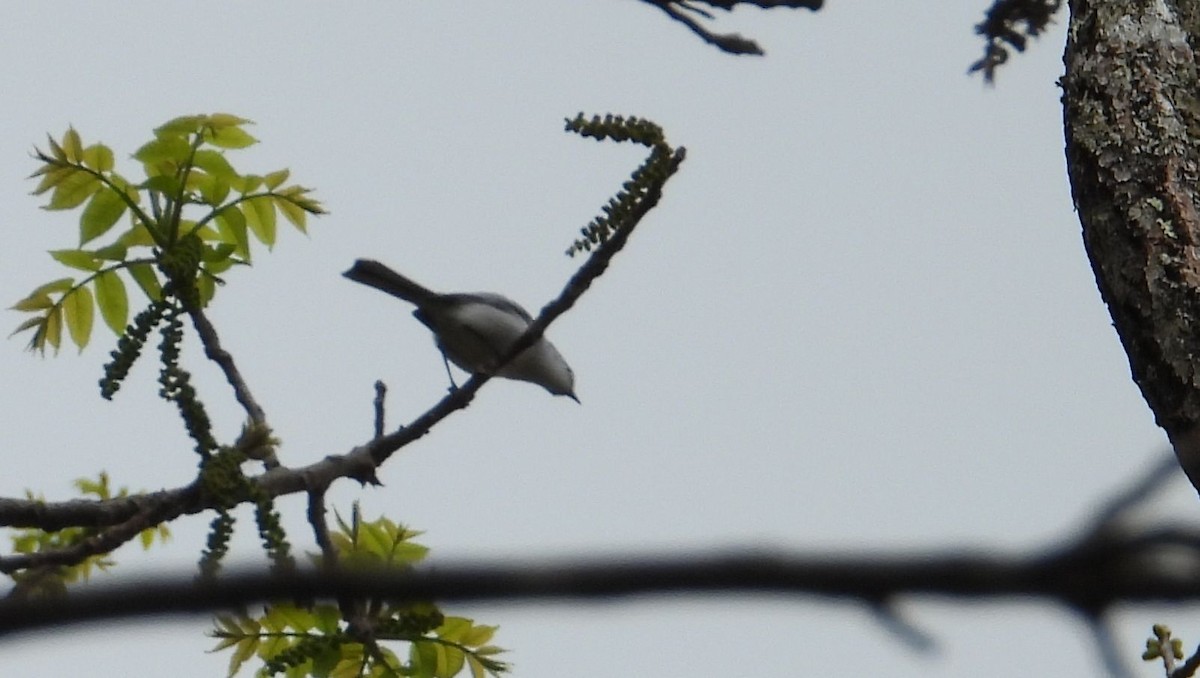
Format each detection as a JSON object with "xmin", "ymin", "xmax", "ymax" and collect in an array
[{"xmin": 344, "ymin": 259, "xmax": 578, "ymax": 402}]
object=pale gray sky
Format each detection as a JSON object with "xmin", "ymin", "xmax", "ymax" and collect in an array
[{"xmin": 0, "ymin": 2, "xmax": 1189, "ymax": 676}]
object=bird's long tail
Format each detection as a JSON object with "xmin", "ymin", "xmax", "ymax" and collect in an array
[{"xmin": 343, "ymin": 259, "xmax": 439, "ymax": 306}]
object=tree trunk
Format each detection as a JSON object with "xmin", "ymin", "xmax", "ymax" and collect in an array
[{"xmin": 1062, "ymin": 0, "xmax": 1200, "ymax": 491}]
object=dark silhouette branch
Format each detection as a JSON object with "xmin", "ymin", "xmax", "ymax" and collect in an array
[
  {"xmin": 640, "ymin": 0, "xmax": 822, "ymax": 56},
  {"xmin": 0, "ymin": 452, "xmax": 1191, "ymax": 640},
  {"xmin": 2, "ymin": 532, "xmax": 1200, "ymax": 638},
  {"xmin": 969, "ymin": 0, "xmax": 1062, "ymax": 81}
]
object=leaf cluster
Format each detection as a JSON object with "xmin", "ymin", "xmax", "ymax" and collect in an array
[
  {"xmin": 212, "ymin": 513, "xmax": 507, "ymax": 678},
  {"xmin": 7, "ymin": 473, "xmax": 170, "ymax": 598},
  {"xmin": 11, "ymin": 114, "xmax": 325, "ymax": 353},
  {"xmin": 10, "ymin": 116, "xmax": 309, "ymax": 585}
]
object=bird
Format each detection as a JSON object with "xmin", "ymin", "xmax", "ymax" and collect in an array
[{"xmin": 343, "ymin": 259, "xmax": 578, "ymax": 402}]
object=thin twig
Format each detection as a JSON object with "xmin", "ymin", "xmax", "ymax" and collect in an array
[
  {"xmin": 187, "ymin": 308, "xmax": 267, "ymax": 424},
  {"xmin": 652, "ymin": 1, "xmax": 765, "ymax": 55},
  {"xmin": 373, "ymin": 381, "xmax": 387, "ymax": 439}
]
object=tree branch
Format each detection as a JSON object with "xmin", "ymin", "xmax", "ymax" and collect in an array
[
  {"xmin": 640, "ymin": 0, "xmax": 822, "ymax": 56},
  {"xmin": 0, "ymin": 485, "xmax": 199, "ymax": 575},
  {"xmin": 0, "ymin": 138, "xmax": 688, "ymax": 576},
  {"xmin": 187, "ymin": 307, "xmax": 271, "ymax": 451},
  {"xmin": 2, "ymin": 530, "xmax": 1200, "ymax": 637},
  {"xmin": 969, "ymin": 0, "xmax": 1062, "ymax": 81}
]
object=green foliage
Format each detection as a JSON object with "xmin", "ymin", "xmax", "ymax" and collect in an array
[
  {"xmin": 329, "ymin": 509, "xmax": 430, "ymax": 570},
  {"xmin": 210, "ymin": 513, "xmax": 507, "ymax": 678},
  {"xmin": 6, "ymin": 473, "xmax": 171, "ymax": 597},
  {"xmin": 563, "ymin": 113, "xmax": 680, "ymax": 256},
  {"xmin": 11, "ymin": 114, "xmax": 326, "ymax": 354}
]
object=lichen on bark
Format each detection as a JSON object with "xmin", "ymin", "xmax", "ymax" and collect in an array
[{"xmin": 1063, "ymin": 0, "xmax": 1200, "ymax": 490}]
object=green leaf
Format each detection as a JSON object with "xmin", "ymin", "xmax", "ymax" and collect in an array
[
  {"xmin": 29, "ymin": 277, "xmax": 76, "ymax": 297},
  {"xmin": 133, "ymin": 136, "xmax": 191, "ymax": 167},
  {"xmin": 202, "ymin": 243, "xmax": 237, "ymax": 264},
  {"xmin": 311, "ymin": 644, "xmax": 343, "ymax": 677},
  {"xmin": 117, "ymin": 223, "xmax": 161, "ymax": 248},
  {"xmin": 50, "ymin": 249, "xmax": 101, "ymax": 271},
  {"xmin": 227, "ymin": 636, "xmax": 259, "ymax": 678},
  {"xmin": 127, "ymin": 263, "xmax": 162, "ymax": 300},
  {"xmin": 193, "ymin": 172, "xmax": 231, "ymax": 206},
  {"xmin": 212, "ymin": 614, "xmax": 243, "ymax": 636},
  {"xmin": 460, "ymin": 624, "xmax": 497, "ymax": 647},
  {"xmin": 10, "ymin": 293, "xmax": 53, "ymax": 312},
  {"xmin": 215, "ymin": 207, "xmax": 250, "ymax": 259},
  {"xmin": 81, "ymin": 144, "xmax": 114, "ymax": 172},
  {"xmin": 264, "ymin": 168, "xmax": 289, "ymax": 190},
  {"xmin": 206, "ymin": 125, "xmax": 257, "ymax": 149},
  {"xmin": 92, "ymin": 243, "xmax": 128, "ymax": 261},
  {"xmin": 141, "ymin": 174, "xmax": 181, "ymax": 196},
  {"xmin": 46, "ymin": 171, "xmax": 101, "ymax": 210},
  {"xmin": 207, "ymin": 112, "xmax": 252, "ymax": 128},
  {"xmin": 93, "ymin": 271, "xmax": 128, "ymax": 334},
  {"xmin": 207, "ymin": 634, "xmax": 241, "ymax": 654},
  {"xmin": 43, "ymin": 306, "xmax": 63, "ymax": 351},
  {"xmin": 45, "ymin": 132, "xmax": 66, "ymax": 161},
  {"xmin": 391, "ymin": 541, "xmax": 430, "ymax": 565},
  {"xmin": 79, "ymin": 187, "xmax": 128, "ymax": 244},
  {"xmin": 410, "ymin": 642, "xmax": 437, "ymax": 678},
  {"xmin": 11, "ymin": 278, "xmax": 73, "ymax": 312},
  {"xmin": 197, "ymin": 272, "xmax": 216, "ymax": 306},
  {"xmin": 192, "ymin": 149, "xmax": 237, "ymax": 180},
  {"xmin": 30, "ymin": 165, "xmax": 76, "ymax": 196},
  {"xmin": 244, "ymin": 197, "xmax": 276, "ymax": 247},
  {"xmin": 63, "ymin": 127, "xmax": 83, "ymax": 161},
  {"xmin": 438, "ymin": 647, "xmax": 465, "ymax": 678},
  {"xmin": 313, "ymin": 606, "xmax": 342, "ymax": 634},
  {"xmin": 275, "ymin": 194, "xmax": 308, "ymax": 232},
  {"xmin": 9, "ymin": 316, "xmax": 44, "ymax": 338},
  {"xmin": 63, "ymin": 286, "xmax": 94, "ymax": 350},
  {"xmin": 331, "ymin": 646, "xmax": 367, "ymax": 678},
  {"xmin": 155, "ymin": 115, "xmax": 205, "ymax": 138},
  {"xmin": 231, "ymin": 174, "xmax": 263, "ymax": 193},
  {"xmin": 190, "ymin": 223, "xmax": 221, "ymax": 242},
  {"xmin": 436, "ymin": 618, "xmax": 472, "ymax": 643}
]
